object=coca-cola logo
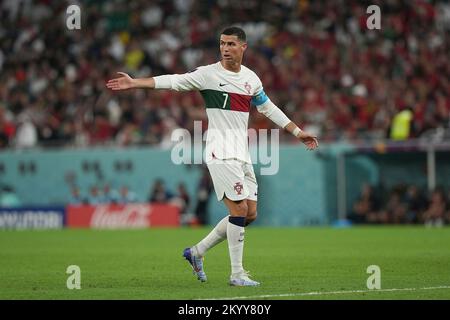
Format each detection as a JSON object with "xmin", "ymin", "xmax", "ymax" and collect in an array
[{"xmin": 91, "ymin": 204, "xmax": 152, "ymax": 228}]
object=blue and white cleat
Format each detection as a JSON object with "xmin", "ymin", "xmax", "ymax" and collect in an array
[
  {"xmin": 183, "ymin": 247, "xmax": 207, "ymax": 282},
  {"xmin": 229, "ymin": 270, "xmax": 260, "ymax": 287}
]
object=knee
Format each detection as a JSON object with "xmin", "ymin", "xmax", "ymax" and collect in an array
[
  {"xmin": 245, "ymin": 210, "xmax": 257, "ymax": 226},
  {"xmin": 234, "ymin": 200, "xmax": 248, "ymax": 216}
]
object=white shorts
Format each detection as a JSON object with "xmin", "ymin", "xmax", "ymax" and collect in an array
[{"xmin": 207, "ymin": 159, "xmax": 258, "ymax": 202}]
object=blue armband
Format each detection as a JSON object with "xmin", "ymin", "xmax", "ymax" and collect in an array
[{"xmin": 251, "ymin": 90, "xmax": 269, "ymax": 107}]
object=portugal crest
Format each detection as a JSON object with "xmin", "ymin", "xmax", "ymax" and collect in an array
[
  {"xmin": 234, "ymin": 182, "xmax": 244, "ymax": 195},
  {"xmin": 244, "ymin": 82, "xmax": 252, "ymax": 94}
]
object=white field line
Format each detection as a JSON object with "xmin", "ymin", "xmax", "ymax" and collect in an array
[{"xmin": 201, "ymin": 285, "xmax": 450, "ymax": 300}]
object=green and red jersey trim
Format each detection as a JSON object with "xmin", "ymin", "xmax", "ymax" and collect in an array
[{"xmin": 200, "ymin": 89, "xmax": 251, "ymax": 112}]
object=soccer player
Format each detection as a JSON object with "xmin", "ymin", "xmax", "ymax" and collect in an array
[{"xmin": 106, "ymin": 27, "xmax": 319, "ymax": 286}]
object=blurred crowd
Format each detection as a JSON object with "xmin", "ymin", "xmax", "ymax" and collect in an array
[
  {"xmin": 0, "ymin": 0, "xmax": 449, "ymax": 149},
  {"xmin": 349, "ymin": 183, "xmax": 450, "ymax": 226}
]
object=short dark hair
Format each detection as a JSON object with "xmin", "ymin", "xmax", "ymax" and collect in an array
[{"xmin": 221, "ymin": 27, "xmax": 246, "ymax": 42}]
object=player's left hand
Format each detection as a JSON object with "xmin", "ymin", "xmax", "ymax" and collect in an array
[{"xmin": 297, "ymin": 131, "xmax": 319, "ymax": 150}]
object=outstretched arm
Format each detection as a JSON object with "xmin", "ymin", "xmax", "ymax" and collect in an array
[
  {"xmin": 253, "ymin": 91, "xmax": 318, "ymax": 150},
  {"xmin": 106, "ymin": 72, "xmax": 155, "ymax": 91},
  {"xmin": 106, "ymin": 67, "xmax": 205, "ymax": 92}
]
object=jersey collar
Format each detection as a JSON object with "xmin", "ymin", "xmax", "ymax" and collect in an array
[{"xmin": 218, "ymin": 61, "xmax": 242, "ymax": 76}]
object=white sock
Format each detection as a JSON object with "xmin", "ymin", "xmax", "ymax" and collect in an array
[
  {"xmin": 192, "ymin": 216, "xmax": 229, "ymax": 257},
  {"xmin": 227, "ymin": 219, "xmax": 245, "ymax": 276}
]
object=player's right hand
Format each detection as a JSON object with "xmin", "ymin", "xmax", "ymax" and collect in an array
[
  {"xmin": 297, "ymin": 131, "xmax": 319, "ymax": 150},
  {"xmin": 106, "ymin": 72, "xmax": 135, "ymax": 90}
]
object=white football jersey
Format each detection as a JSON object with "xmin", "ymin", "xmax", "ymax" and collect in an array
[{"xmin": 154, "ymin": 61, "xmax": 272, "ymax": 164}]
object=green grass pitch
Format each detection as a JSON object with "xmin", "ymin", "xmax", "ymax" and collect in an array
[{"xmin": 0, "ymin": 226, "xmax": 449, "ymax": 300}]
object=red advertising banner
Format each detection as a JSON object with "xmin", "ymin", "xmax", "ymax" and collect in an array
[{"xmin": 67, "ymin": 204, "xmax": 179, "ymax": 228}]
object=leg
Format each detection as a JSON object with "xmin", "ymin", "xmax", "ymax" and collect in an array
[
  {"xmin": 191, "ymin": 198, "xmax": 256, "ymax": 258},
  {"xmin": 184, "ymin": 160, "xmax": 258, "ymax": 285},
  {"xmin": 223, "ymin": 196, "xmax": 259, "ymax": 286},
  {"xmin": 189, "ymin": 161, "xmax": 247, "ymax": 258},
  {"xmin": 246, "ymin": 200, "xmax": 258, "ymax": 226},
  {"xmin": 182, "ymin": 160, "xmax": 241, "ymax": 283},
  {"xmin": 243, "ymin": 162, "xmax": 258, "ymax": 227},
  {"xmin": 183, "ymin": 196, "xmax": 248, "ymax": 284},
  {"xmin": 192, "ymin": 215, "xmax": 229, "ymax": 257},
  {"xmin": 223, "ymin": 197, "xmax": 248, "ymax": 217}
]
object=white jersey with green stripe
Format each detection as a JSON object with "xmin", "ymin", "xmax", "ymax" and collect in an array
[{"xmin": 154, "ymin": 61, "xmax": 271, "ymax": 164}]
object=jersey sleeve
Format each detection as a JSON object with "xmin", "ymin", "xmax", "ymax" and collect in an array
[
  {"xmin": 154, "ymin": 66, "xmax": 207, "ymax": 91},
  {"xmin": 251, "ymin": 77, "xmax": 291, "ymax": 128}
]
